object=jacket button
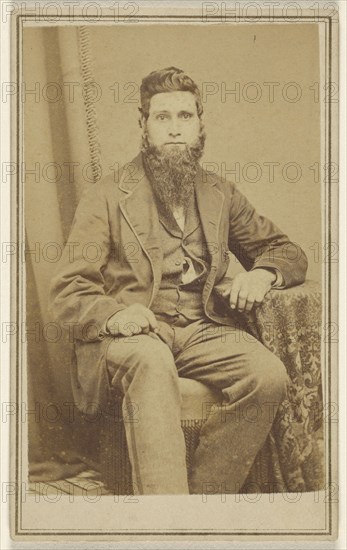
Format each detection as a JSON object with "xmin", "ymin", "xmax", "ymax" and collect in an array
[{"xmin": 175, "ymin": 260, "xmax": 181, "ymax": 266}]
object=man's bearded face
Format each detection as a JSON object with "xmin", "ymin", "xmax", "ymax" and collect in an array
[{"xmin": 140, "ymin": 91, "xmax": 206, "ymax": 210}]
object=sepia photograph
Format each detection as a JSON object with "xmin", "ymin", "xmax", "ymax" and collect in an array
[{"xmin": 3, "ymin": 0, "xmax": 341, "ymax": 543}]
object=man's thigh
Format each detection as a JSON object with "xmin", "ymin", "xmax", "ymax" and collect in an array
[
  {"xmin": 174, "ymin": 319, "xmax": 288, "ymax": 393},
  {"xmin": 106, "ymin": 333, "xmax": 178, "ymax": 392}
]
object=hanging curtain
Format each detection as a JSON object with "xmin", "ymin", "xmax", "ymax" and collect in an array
[{"xmin": 25, "ymin": 26, "xmax": 101, "ymax": 481}]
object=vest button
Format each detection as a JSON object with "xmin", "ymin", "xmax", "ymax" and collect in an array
[{"xmin": 175, "ymin": 260, "xmax": 181, "ymax": 266}]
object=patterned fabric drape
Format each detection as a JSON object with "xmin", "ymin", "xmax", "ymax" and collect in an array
[{"xmin": 245, "ymin": 281, "xmax": 324, "ymax": 491}]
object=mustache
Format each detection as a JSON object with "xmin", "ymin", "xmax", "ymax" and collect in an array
[{"xmin": 141, "ymin": 123, "xmax": 206, "ymax": 159}]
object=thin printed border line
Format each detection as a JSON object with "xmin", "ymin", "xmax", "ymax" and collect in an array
[{"xmin": 14, "ymin": 12, "xmax": 334, "ymax": 537}]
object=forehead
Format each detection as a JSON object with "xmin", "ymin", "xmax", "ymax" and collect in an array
[{"xmin": 149, "ymin": 91, "xmax": 197, "ymax": 113}]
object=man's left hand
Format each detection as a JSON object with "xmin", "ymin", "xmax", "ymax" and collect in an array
[{"xmin": 221, "ymin": 269, "xmax": 276, "ymax": 313}]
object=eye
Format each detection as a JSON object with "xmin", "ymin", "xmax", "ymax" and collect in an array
[
  {"xmin": 156, "ymin": 113, "xmax": 168, "ymax": 121},
  {"xmin": 180, "ymin": 112, "xmax": 193, "ymax": 120}
]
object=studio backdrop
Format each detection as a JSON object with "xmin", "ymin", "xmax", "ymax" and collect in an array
[{"xmin": 23, "ymin": 23, "xmax": 321, "ymax": 479}]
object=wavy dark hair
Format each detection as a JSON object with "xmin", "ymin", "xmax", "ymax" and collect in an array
[{"xmin": 139, "ymin": 66, "xmax": 203, "ymax": 120}]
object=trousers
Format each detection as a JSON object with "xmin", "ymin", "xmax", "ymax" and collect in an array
[{"xmin": 106, "ymin": 317, "xmax": 288, "ymax": 495}]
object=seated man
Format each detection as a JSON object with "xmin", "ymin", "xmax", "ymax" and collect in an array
[{"xmin": 50, "ymin": 67, "xmax": 308, "ymax": 495}]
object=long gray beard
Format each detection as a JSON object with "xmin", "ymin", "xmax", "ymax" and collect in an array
[{"xmin": 142, "ymin": 132, "xmax": 205, "ymax": 213}]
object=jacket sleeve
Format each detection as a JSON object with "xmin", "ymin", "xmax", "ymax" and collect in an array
[
  {"xmin": 49, "ymin": 183, "xmax": 126, "ymax": 342},
  {"xmin": 227, "ymin": 184, "xmax": 308, "ymax": 288}
]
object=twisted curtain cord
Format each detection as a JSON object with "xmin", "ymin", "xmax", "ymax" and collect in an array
[{"xmin": 78, "ymin": 26, "xmax": 102, "ymax": 184}]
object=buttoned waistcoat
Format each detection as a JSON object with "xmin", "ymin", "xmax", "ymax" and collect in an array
[
  {"xmin": 50, "ymin": 153, "xmax": 308, "ymax": 414},
  {"xmin": 150, "ymin": 192, "xmax": 208, "ymax": 322}
]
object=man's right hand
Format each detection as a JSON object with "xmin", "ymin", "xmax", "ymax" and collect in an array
[{"xmin": 106, "ymin": 303, "xmax": 159, "ymax": 337}]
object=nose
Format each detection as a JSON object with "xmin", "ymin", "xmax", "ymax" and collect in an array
[{"xmin": 168, "ymin": 118, "xmax": 181, "ymax": 138}]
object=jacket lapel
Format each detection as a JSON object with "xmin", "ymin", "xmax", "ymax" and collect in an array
[
  {"xmin": 118, "ymin": 155, "xmax": 163, "ymax": 300},
  {"xmin": 195, "ymin": 165, "xmax": 225, "ymax": 269}
]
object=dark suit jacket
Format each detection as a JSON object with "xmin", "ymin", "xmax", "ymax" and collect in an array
[{"xmin": 50, "ymin": 154, "xmax": 308, "ymax": 414}]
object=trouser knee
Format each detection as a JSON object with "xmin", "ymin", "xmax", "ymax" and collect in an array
[
  {"xmin": 253, "ymin": 352, "xmax": 288, "ymax": 404},
  {"xmin": 107, "ymin": 335, "xmax": 178, "ymax": 395}
]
